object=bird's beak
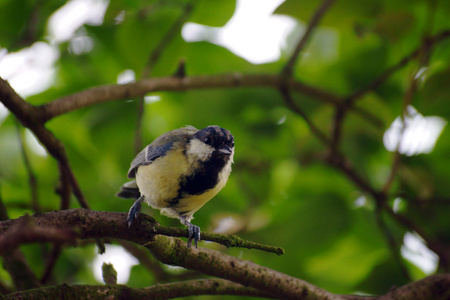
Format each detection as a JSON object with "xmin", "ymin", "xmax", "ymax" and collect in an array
[{"xmin": 218, "ymin": 146, "xmax": 233, "ymax": 155}]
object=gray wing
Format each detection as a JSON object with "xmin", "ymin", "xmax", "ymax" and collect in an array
[{"xmin": 127, "ymin": 126, "xmax": 197, "ymax": 179}]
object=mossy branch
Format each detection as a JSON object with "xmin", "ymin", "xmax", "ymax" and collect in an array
[
  {"xmin": 0, "ymin": 209, "xmax": 282, "ymax": 256},
  {"xmin": 149, "ymin": 219, "xmax": 284, "ymax": 255}
]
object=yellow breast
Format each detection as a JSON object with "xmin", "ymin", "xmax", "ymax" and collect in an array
[{"xmin": 135, "ymin": 147, "xmax": 189, "ymax": 209}]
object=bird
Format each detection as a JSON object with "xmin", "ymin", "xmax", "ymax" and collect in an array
[{"xmin": 116, "ymin": 125, "xmax": 234, "ymax": 248}]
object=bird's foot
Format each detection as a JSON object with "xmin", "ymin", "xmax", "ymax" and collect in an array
[
  {"xmin": 127, "ymin": 197, "xmax": 143, "ymax": 227},
  {"xmin": 182, "ymin": 220, "xmax": 201, "ymax": 248}
]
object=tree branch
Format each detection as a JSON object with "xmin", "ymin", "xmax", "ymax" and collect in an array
[
  {"xmin": 151, "ymin": 223, "xmax": 285, "ymax": 255},
  {"xmin": 3, "ymin": 279, "xmax": 276, "ymax": 299},
  {"xmin": 0, "ymin": 209, "xmax": 336, "ymax": 299},
  {"xmin": 0, "ymin": 215, "xmax": 77, "ymax": 255},
  {"xmin": 282, "ymin": 0, "xmax": 336, "ymax": 77},
  {"xmin": 118, "ymin": 240, "xmax": 200, "ymax": 282},
  {"xmin": 134, "ymin": 2, "xmax": 194, "ymax": 153},
  {"xmin": 32, "ymin": 126, "xmax": 90, "ymax": 209},
  {"xmin": 2, "ymin": 250, "xmax": 42, "ymax": 291},
  {"xmin": 0, "ymin": 209, "xmax": 283, "ymax": 255},
  {"xmin": 374, "ymin": 205, "xmax": 411, "ymax": 281},
  {"xmin": 378, "ymin": 273, "xmax": 450, "ymax": 300},
  {"xmin": 279, "ymin": 86, "xmax": 330, "ymax": 146},
  {"xmin": 146, "ymin": 235, "xmax": 338, "ymax": 300},
  {"xmin": 15, "ymin": 121, "xmax": 40, "ymax": 212},
  {"xmin": 346, "ymin": 29, "xmax": 450, "ymax": 103},
  {"xmin": 0, "ymin": 78, "xmax": 89, "ymax": 209},
  {"xmin": 4, "ymin": 274, "xmax": 449, "ymax": 299},
  {"xmin": 0, "ymin": 188, "xmax": 42, "ymax": 292}
]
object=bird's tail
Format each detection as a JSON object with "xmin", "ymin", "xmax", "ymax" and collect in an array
[{"xmin": 116, "ymin": 180, "xmax": 141, "ymax": 199}]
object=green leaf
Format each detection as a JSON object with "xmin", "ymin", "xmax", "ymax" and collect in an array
[
  {"xmin": 189, "ymin": 0, "xmax": 236, "ymax": 27},
  {"xmin": 274, "ymin": 0, "xmax": 383, "ymax": 28}
]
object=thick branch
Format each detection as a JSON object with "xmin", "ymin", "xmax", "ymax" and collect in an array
[
  {"xmin": 379, "ymin": 273, "xmax": 450, "ymax": 300},
  {"xmin": 0, "ymin": 78, "xmax": 89, "ymax": 209},
  {"xmin": 147, "ymin": 235, "xmax": 338, "ymax": 300},
  {"xmin": 38, "ymin": 74, "xmax": 330, "ymax": 121},
  {"xmin": 3, "ymin": 279, "xmax": 275, "ymax": 299},
  {"xmin": 0, "ymin": 209, "xmax": 282, "ymax": 255},
  {"xmin": 0, "ymin": 209, "xmax": 334, "ymax": 299},
  {"xmin": 0, "ymin": 217, "xmax": 77, "ymax": 255}
]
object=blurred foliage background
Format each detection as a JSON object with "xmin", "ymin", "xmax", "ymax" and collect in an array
[{"xmin": 0, "ymin": 0, "xmax": 449, "ymax": 297}]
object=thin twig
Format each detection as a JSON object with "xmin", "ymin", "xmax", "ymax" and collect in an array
[
  {"xmin": 41, "ymin": 163, "xmax": 75, "ymax": 284},
  {"xmin": 0, "ymin": 184, "xmax": 8, "ymax": 221},
  {"xmin": 134, "ymin": 2, "xmax": 194, "ymax": 153},
  {"xmin": 380, "ymin": 12, "xmax": 439, "ymax": 273},
  {"xmin": 15, "ymin": 121, "xmax": 40, "ymax": 212},
  {"xmin": 143, "ymin": 2, "xmax": 194, "ymax": 77},
  {"xmin": 40, "ymin": 245, "xmax": 63, "ymax": 284},
  {"xmin": 347, "ymin": 29, "xmax": 450, "ymax": 103},
  {"xmin": 57, "ymin": 162, "xmax": 72, "ymax": 210},
  {"xmin": 282, "ymin": 0, "xmax": 336, "ymax": 77},
  {"xmin": 398, "ymin": 196, "xmax": 450, "ymax": 206},
  {"xmin": 382, "ymin": 201, "xmax": 450, "ymax": 269},
  {"xmin": 327, "ymin": 152, "xmax": 381, "ymax": 198},
  {"xmin": 279, "ymin": 86, "xmax": 330, "ymax": 146},
  {"xmin": 328, "ymin": 104, "xmax": 346, "ymax": 156},
  {"xmin": 118, "ymin": 240, "xmax": 200, "ymax": 282},
  {"xmin": 374, "ymin": 204, "xmax": 411, "ymax": 281},
  {"xmin": 134, "ymin": 97, "xmax": 145, "ymax": 154},
  {"xmin": 32, "ymin": 126, "xmax": 90, "ymax": 209},
  {"xmin": 0, "ymin": 212, "xmax": 42, "ymax": 291},
  {"xmin": 148, "ymin": 221, "xmax": 285, "ymax": 256}
]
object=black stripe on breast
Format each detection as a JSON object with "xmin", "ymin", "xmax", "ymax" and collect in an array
[{"xmin": 178, "ymin": 156, "xmax": 226, "ymax": 196}]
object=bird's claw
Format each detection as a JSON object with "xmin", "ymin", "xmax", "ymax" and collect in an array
[
  {"xmin": 127, "ymin": 197, "xmax": 142, "ymax": 228},
  {"xmin": 186, "ymin": 223, "xmax": 201, "ymax": 248}
]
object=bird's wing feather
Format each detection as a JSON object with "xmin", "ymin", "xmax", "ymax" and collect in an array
[{"xmin": 127, "ymin": 126, "xmax": 197, "ymax": 178}]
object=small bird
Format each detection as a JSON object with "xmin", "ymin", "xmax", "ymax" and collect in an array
[{"xmin": 116, "ymin": 125, "xmax": 234, "ymax": 248}]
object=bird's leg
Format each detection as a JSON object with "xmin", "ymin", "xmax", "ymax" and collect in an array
[
  {"xmin": 181, "ymin": 218, "xmax": 201, "ymax": 248},
  {"xmin": 127, "ymin": 196, "xmax": 143, "ymax": 227}
]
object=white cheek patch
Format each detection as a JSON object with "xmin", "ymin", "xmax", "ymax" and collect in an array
[{"xmin": 187, "ymin": 139, "xmax": 214, "ymax": 162}]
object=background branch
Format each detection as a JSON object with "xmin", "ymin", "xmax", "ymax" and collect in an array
[
  {"xmin": 133, "ymin": 2, "xmax": 194, "ymax": 153},
  {"xmin": 0, "ymin": 193, "xmax": 41, "ymax": 291},
  {"xmin": 282, "ymin": 0, "xmax": 336, "ymax": 77},
  {"xmin": 279, "ymin": 86, "xmax": 330, "ymax": 145},
  {"xmin": 0, "ymin": 78, "xmax": 89, "ymax": 209},
  {"xmin": 15, "ymin": 121, "xmax": 40, "ymax": 212},
  {"xmin": 1, "ymin": 2, "xmax": 450, "ymax": 296},
  {"xmin": 346, "ymin": 29, "xmax": 450, "ymax": 103},
  {"xmin": 4, "ymin": 279, "xmax": 276, "ymax": 299}
]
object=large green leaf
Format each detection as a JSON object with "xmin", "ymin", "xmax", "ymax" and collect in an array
[{"xmin": 189, "ymin": 0, "xmax": 236, "ymax": 27}]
